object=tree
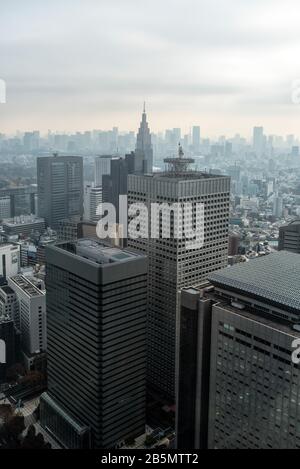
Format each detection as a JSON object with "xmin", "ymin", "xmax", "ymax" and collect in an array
[
  {"xmin": 5, "ymin": 414, "xmax": 25, "ymax": 439},
  {"xmin": 21, "ymin": 425, "xmax": 52, "ymax": 449}
]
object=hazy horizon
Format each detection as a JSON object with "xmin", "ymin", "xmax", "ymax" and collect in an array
[{"xmin": 1, "ymin": 0, "xmax": 300, "ymax": 135}]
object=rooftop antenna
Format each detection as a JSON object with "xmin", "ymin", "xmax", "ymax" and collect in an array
[{"xmin": 164, "ymin": 143, "xmax": 195, "ymax": 176}]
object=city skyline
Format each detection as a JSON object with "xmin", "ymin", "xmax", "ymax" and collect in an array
[{"xmin": 2, "ymin": 0, "xmax": 300, "ymax": 135}]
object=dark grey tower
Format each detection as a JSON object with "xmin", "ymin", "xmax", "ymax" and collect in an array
[
  {"xmin": 37, "ymin": 154, "xmax": 83, "ymax": 229},
  {"xmin": 176, "ymin": 251, "xmax": 300, "ymax": 449},
  {"xmin": 102, "ymin": 152, "xmax": 135, "ymax": 223},
  {"xmin": 135, "ymin": 103, "xmax": 153, "ymax": 174},
  {"xmin": 41, "ymin": 239, "xmax": 148, "ymax": 449}
]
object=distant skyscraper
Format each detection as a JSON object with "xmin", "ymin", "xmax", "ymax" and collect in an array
[
  {"xmin": 94, "ymin": 155, "xmax": 112, "ymax": 187},
  {"xmin": 0, "ymin": 197, "xmax": 11, "ymax": 220},
  {"xmin": 83, "ymin": 185, "xmax": 103, "ymax": 223},
  {"xmin": 273, "ymin": 196, "xmax": 283, "ymax": 218},
  {"xmin": 128, "ymin": 146, "xmax": 230, "ymax": 399},
  {"xmin": 279, "ymin": 220, "xmax": 300, "ymax": 253},
  {"xmin": 192, "ymin": 126, "xmax": 201, "ymax": 152},
  {"xmin": 173, "ymin": 128, "xmax": 181, "ymax": 144},
  {"xmin": 135, "ymin": 104, "xmax": 153, "ymax": 174},
  {"xmin": 102, "ymin": 152, "xmax": 135, "ymax": 224},
  {"xmin": 253, "ymin": 126, "xmax": 265, "ymax": 156},
  {"xmin": 177, "ymin": 252, "xmax": 300, "ymax": 449},
  {"xmin": 41, "ymin": 239, "xmax": 148, "ymax": 448},
  {"xmin": 0, "ymin": 186, "xmax": 36, "ymax": 218},
  {"xmin": 37, "ymin": 155, "xmax": 83, "ymax": 229}
]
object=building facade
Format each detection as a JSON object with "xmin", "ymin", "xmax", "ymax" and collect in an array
[
  {"xmin": 2, "ymin": 216, "xmax": 45, "ymax": 238},
  {"xmin": 37, "ymin": 155, "xmax": 83, "ymax": 229},
  {"xmin": 135, "ymin": 105, "xmax": 153, "ymax": 174},
  {"xmin": 0, "ymin": 244, "xmax": 20, "ymax": 280},
  {"xmin": 8, "ymin": 275, "xmax": 46, "ymax": 356},
  {"xmin": 95, "ymin": 155, "xmax": 112, "ymax": 187},
  {"xmin": 83, "ymin": 185, "xmax": 102, "ymax": 223},
  {"xmin": 279, "ymin": 220, "xmax": 300, "ymax": 253},
  {"xmin": 176, "ymin": 251, "xmax": 300, "ymax": 449},
  {"xmin": 128, "ymin": 156, "xmax": 230, "ymax": 399},
  {"xmin": 41, "ymin": 239, "xmax": 148, "ymax": 448}
]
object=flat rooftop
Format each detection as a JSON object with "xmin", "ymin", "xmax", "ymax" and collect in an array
[
  {"xmin": 9, "ymin": 275, "xmax": 45, "ymax": 298},
  {"xmin": 139, "ymin": 171, "xmax": 229, "ymax": 181},
  {"xmin": 3, "ymin": 217, "xmax": 45, "ymax": 227},
  {"xmin": 208, "ymin": 251, "xmax": 300, "ymax": 312},
  {"xmin": 59, "ymin": 239, "xmax": 141, "ymax": 265},
  {"xmin": 0, "ymin": 285, "xmax": 15, "ymax": 295}
]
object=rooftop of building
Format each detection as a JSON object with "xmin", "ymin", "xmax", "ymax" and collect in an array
[
  {"xmin": 182, "ymin": 282, "xmax": 300, "ymax": 338},
  {"xmin": 57, "ymin": 238, "xmax": 143, "ymax": 265},
  {"xmin": 208, "ymin": 251, "xmax": 300, "ymax": 312},
  {"xmin": 3, "ymin": 216, "xmax": 45, "ymax": 227},
  {"xmin": 0, "ymin": 243, "xmax": 19, "ymax": 250},
  {"xmin": 280, "ymin": 219, "xmax": 300, "ymax": 229},
  {"xmin": 0, "ymin": 285, "xmax": 15, "ymax": 295},
  {"xmin": 9, "ymin": 275, "xmax": 45, "ymax": 298},
  {"xmin": 130, "ymin": 170, "xmax": 229, "ymax": 182}
]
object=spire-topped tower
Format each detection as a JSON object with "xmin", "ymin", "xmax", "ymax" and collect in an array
[{"xmin": 135, "ymin": 104, "xmax": 153, "ymax": 174}]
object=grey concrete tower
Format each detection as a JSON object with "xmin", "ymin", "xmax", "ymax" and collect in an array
[
  {"xmin": 135, "ymin": 103, "xmax": 153, "ymax": 174},
  {"xmin": 128, "ymin": 148, "xmax": 230, "ymax": 400}
]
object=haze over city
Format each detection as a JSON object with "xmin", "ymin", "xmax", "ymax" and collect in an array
[
  {"xmin": 3, "ymin": 0, "xmax": 300, "ymax": 456},
  {"xmin": 2, "ymin": 0, "xmax": 300, "ymax": 135}
]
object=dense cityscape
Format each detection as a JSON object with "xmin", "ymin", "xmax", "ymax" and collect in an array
[
  {"xmin": 0, "ymin": 106, "xmax": 300, "ymax": 451},
  {"xmin": 2, "ymin": 0, "xmax": 300, "ymax": 457}
]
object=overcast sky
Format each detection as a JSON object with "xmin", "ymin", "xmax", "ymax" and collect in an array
[{"xmin": 1, "ymin": 0, "xmax": 300, "ymax": 137}]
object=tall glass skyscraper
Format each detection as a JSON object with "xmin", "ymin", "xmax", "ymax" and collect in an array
[
  {"xmin": 41, "ymin": 239, "xmax": 148, "ymax": 448},
  {"xmin": 37, "ymin": 155, "xmax": 83, "ymax": 229}
]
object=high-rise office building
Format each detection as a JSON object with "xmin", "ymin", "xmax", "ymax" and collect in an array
[
  {"xmin": 0, "ymin": 316, "xmax": 16, "ymax": 383},
  {"xmin": 102, "ymin": 153, "xmax": 135, "ymax": 224},
  {"xmin": 192, "ymin": 126, "xmax": 201, "ymax": 152},
  {"xmin": 279, "ymin": 220, "xmax": 300, "ymax": 253},
  {"xmin": 176, "ymin": 251, "xmax": 300, "ymax": 449},
  {"xmin": 0, "ymin": 186, "xmax": 37, "ymax": 218},
  {"xmin": 128, "ymin": 146, "xmax": 230, "ymax": 399},
  {"xmin": 8, "ymin": 275, "xmax": 46, "ymax": 356},
  {"xmin": 253, "ymin": 126, "xmax": 265, "ymax": 157},
  {"xmin": 37, "ymin": 155, "xmax": 83, "ymax": 229},
  {"xmin": 135, "ymin": 104, "xmax": 153, "ymax": 174},
  {"xmin": 0, "ymin": 286, "xmax": 19, "ymax": 329},
  {"xmin": 41, "ymin": 239, "xmax": 148, "ymax": 448},
  {"xmin": 83, "ymin": 185, "xmax": 103, "ymax": 223},
  {"xmin": 273, "ymin": 196, "xmax": 283, "ymax": 218},
  {"xmin": 0, "ymin": 244, "xmax": 20, "ymax": 280},
  {"xmin": 0, "ymin": 197, "xmax": 11, "ymax": 220},
  {"xmin": 94, "ymin": 155, "xmax": 112, "ymax": 187}
]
